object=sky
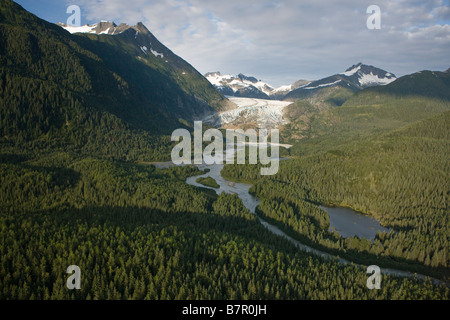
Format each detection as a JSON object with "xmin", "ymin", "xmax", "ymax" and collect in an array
[{"xmin": 14, "ymin": 0, "xmax": 450, "ymax": 87}]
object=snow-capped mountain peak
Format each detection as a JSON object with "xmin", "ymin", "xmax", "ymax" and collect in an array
[
  {"xmin": 57, "ymin": 21, "xmax": 132, "ymax": 35},
  {"xmin": 271, "ymin": 84, "xmax": 293, "ymax": 94},
  {"xmin": 341, "ymin": 64, "xmax": 362, "ymax": 76},
  {"xmin": 205, "ymin": 72, "xmax": 276, "ymax": 99},
  {"xmin": 284, "ymin": 63, "xmax": 397, "ymax": 101},
  {"xmin": 340, "ymin": 62, "xmax": 396, "ymax": 87},
  {"xmin": 204, "ymin": 72, "xmax": 306, "ymax": 100},
  {"xmin": 57, "ymin": 21, "xmax": 170, "ymax": 62}
]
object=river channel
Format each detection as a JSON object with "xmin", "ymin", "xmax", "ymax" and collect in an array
[{"xmin": 152, "ymin": 144, "xmax": 446, "ymax": 287}]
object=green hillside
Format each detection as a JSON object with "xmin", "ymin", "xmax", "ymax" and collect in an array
[
  {"xmin": 1, "ymin": 152, "xmax": 447, "ymax": 299},
  {"xmin": 0, "ymin": 0, "xmax": 229, "ymax": 161},
  {"xmin": 284, "ymin": 79, "xmax": 357, "ymax": 105},
  {"xmin": 224, "ymin": 110, "xmax": 449, "ymax": 280},
  {"xmin": 348, "ymin": 70, "xmax": 450, "ymax": 102},
  {"xmin": 281, "ymin": 70, "xmax": 450, "ymax": 152},
  {"xmin": 0, "ymin": 0, "xmax": 448, "ymax": 300},
  {"xmin": 223, "ymin": 73, "xmax": 450, "ymax": 280}
]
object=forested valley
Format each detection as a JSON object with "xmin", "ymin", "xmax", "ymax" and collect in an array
[
  {"xmin": 1, "ymin": 0, "xmax": 448, "ymax": 300},
  {"xmin": 1, "ymin": 150, "xmax": 448, "ymax": 299},
  {"xmin": 223, "ymin": 103, "xmax": 449, "ymax": 281}
]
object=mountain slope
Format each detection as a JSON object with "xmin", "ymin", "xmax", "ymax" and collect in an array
[
  {"xmin": 223, "ymin": 70, "xmax": 450, "ymax": 280},
  {"xmin": 205, "ymin": 72, "xmax": 274, "ymax": 99},
  {"xmin": 347, "ymin": 69, "xmax": 450, "ymax": 103},
  {"xmin": 69, "ymin": 22, "xmax": 234, "ymax": 124},
  {"xmin": 59, "ymin": 21, "xmax": 235, "ymax": 115},
  {"xmin": 269, "ymin": 80, "xmax": 311, "ymax": 100},
  {"xmin": 224, "ymin": 109, "xmax": 450, "ymax": 280},
  {"xmin": 282, "ymin": 68, "xmax": 450, "ymax": 150},
  {"xmin": 284, "ymin": 63, "xmax": 396, "ymax": 104},
  {"xmin": 0, "ymin": 0, "xmax": 231, "ymax": 161}
]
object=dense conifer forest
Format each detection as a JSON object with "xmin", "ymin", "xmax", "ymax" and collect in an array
[
  {"xmin": 0, "ymin": 0, "xmax": 448, "ymax": 300},
  {"xmin": 0, "ymin": 152, "xmax": 448, "ymax": 299},
  {"xmin": 223, "ymin": 105, "xmax": 449, "ymax": 281}
]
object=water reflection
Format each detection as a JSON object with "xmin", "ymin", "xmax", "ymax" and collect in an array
[{"xmin": 320, "ymin": 206, "xmax": 391, "ymax": 240}]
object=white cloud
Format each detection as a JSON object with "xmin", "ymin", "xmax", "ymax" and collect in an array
[{"xmin": 70, "ymin": 0, "xmax": 450, "ymax": 86}]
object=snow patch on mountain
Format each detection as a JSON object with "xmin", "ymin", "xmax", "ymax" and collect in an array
[
  {"xmin": 304, "ymin": 80, "xmax": 342, "ymax": 90},
  {"xmin": 252, "ymin": 81, "xmax": 275, "ymax": 96},
  {"xmin": 285, "ymin": 63, "xmax": 397, "ymax": 100},
  {"xmin": 341, "ymin": 65, "xmax": 361, "ymax": 76},
  {"xmin": 150, "ymin": 48, "xmax": 164, "ymax": 58},
  {"xmin": 58, "ymin": 21, "xmax": 142, "ymax": 36},
  {"xmin": 140, "ymin": 46, "xmax": 148, "ymax": 55},
  {"xmin": 358, "ymin": 72, "xmax": 396, "ymax": 86},
  {"xmin": 272, "ymin": 84, "xmax": 293, "ymax": 93},
  {"xmin": 342, "ymin": 63, "xmax": 397, "ymax": 88},
  {"xmin": 62, "ymin": 24, "xmax": 98, "ymax": 34},
  {"xmin": 207, "ymin": 73, "xmax": 234, "ymax": 87},
  {"xmin": 99, "ymin": 27, "xmax": 111, "ymax": 35}
]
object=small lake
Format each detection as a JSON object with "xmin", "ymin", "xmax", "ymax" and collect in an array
[{"xmin": 320, "ymin": 206, "xmax": 391, "ymax": 240}]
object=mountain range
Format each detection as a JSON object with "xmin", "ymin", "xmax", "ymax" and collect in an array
[
  {"xmin": 1, "ymin": 0, "xmax": 450, "ymax": 300},
  {"xmin": 205, "ymin": 63, "xmax": 396, "ymax": 102},
  {"xmin": 204, "ymin": 72, "xmax": 310, "ymax": 100},
  {"xmin": 1, "ymin": 0, "xmax": 447, "ymax": 146}
]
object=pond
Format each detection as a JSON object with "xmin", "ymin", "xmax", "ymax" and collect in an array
[{"xmin": 320, "ymin": 205, "xmax": 391, "ymax": 240}]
